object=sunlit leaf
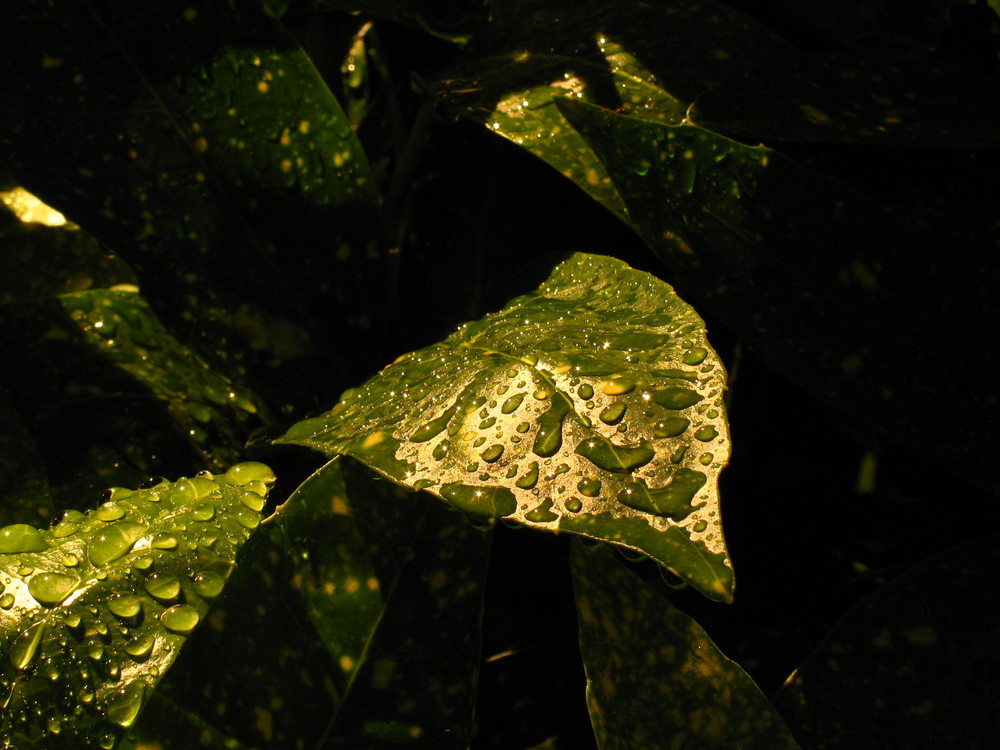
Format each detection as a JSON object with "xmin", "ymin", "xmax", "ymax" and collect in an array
[
  {"xmin": 557, "ymin": 98, "xmax": 1000, "ymax": 492},
  {"xmin": 130, "ymin": 457, "xmax": 490, "ymax": 748},
  {"xmin": 572, "ymin": 543, "xmax": 801, "ymax": 749},
  {"xmin": 279, "ymin": 252, "xmax": 733, "ymax": 602},
  {"xmin": 430, "ymin": 0, "xmax": 790, "ymax": 219},
  {"xmin": 0, "ymin": 291, "xmax": 267, "ymax": 510},
  {"xmin": 0, "ymin": 0, "xmax": 388, "ymax": 402},
  {"xmin": 0, "ymin": 463, "xmax": 274, "ymax": 749},
  {"xmin": 774, "ymin": 534, "xmax": 1000, "ymax": 749}
]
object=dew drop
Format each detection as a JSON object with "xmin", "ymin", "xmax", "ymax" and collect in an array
[
  {"xmin": 653, "ymin": 417, "xmax": 689, "ymax": 437},
  {"xmin": 124, "ymin": 633, "xmax": 155, "ymax": 660},
  {"xmin": 191, "ymin": 503, "xmax": 216, "ymax": 521},
  {"xmin": 60, "ymin": 553, "xmax": 80, "ymax": 567},
  {"xmin": 602, "ymin": 377, "xmax": 635, "ymax": 395},
  {"xmin": 532, "ymin": 392, "xmax": 572, "ymax": 457},
  {"xmin": 0, "ymin": 524, "xmax": 49, "ymax": 553},
  {"xmin": 143, "ymin": 573, "xmax": 181, "ymax": 602},
  {"xmin": 28, "ymin": 572, "xmax": 79, "ymax": 606},
  {"xmin": 516, "ymin": 462, "xmax": 540, "ymax": 490},
  {"xmin": 238, "ymin": 490, "xmax": 265, "ymax": 512},
  {"xmin": 151, "ymin": 533, "xmax": 178, "ymax": 550},
  {"xmin": 89, "ymin": 522, "xmax": 145, "ymax": 567},
  {"xmin": 501, "ymin": 392, "xmax": 525, "ymax": 414},
  {"xmin": 575, "ymin": 436, "xmax": 654, "ymax": 472},
  {"xmin": 9, "ymin": 621, "xmax": 46, "ymax": 670},
  {"xmin": 682, "ymin": 347, "xmax": 708, "ymax": 365},
  {"xmin": 526, "ymin": 498, "xmax": 559, "ymax": 523},
  {"xmin": 598, "ymin": 402, "xmax": 626, "ymax": 425},
  {"xmin": 107, "ymin": 594, "xmax": 143, "ymax": 619},
  {"xmin": 432, "ymin": 441, "xmax": 448, "ymax": 460},
  {"xmin": 107, "ymin": 681, "xmax": 146, "ymax": 728},
  {"xmin": 565, "ymin": 497, "xmax": 582, "ymax": 513},
  {"xmin": 224, "ymin": 461, "xmax": 276, "ymax": 485},
  {"xmin": 192, "ymin": 570, "xmax": 226, "ymax": 600},
  {"xmin": 410, "ymin": 411, "xmax": 452, "ymax": 443},
  {"xmin": 160, "ymin": 604, "xmax": 200, "ymax": 635},
  {"xmin": 648, "ymin": 387, "xmax": 702, "ymax": 409},
  {"xmin": 577, "ymin": 384, "xmax": 594, "ymax": 400},
  {"xmin": 577, "ymin": 477, "xmax": 602, "ymax": 497},
  {"xmin": 234, "ymin": 507, "xmax": 261, "ymax": 529},
  {"xmin": 0, "ymin": 593, "xmax": 15, "ymax": 609},
  {"xmin": 480, "ymin": 445, "xmax": 504, "ymax": 463},
  {"xmin": 694, "ymin": 425, "xmax": 718, "ymax": 442},
  {"xmin": 95, "ymin": 503, "xmax": 127, "ymax": 522},
  {"xmin": 699, "ymin": 452, "xmax": 714, "ymax": 466}
]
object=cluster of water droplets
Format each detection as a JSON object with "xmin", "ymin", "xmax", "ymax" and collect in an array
[{"xmin": 0, "ymin": 461, "xmax": 274, "ymax": 747}]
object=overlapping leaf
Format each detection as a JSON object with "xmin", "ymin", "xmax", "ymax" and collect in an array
[
  {"xmin": 572, "ymin": 543, "xmax": 801, "ymax": 749},
  {"xmin": 557, "ymin": 99, "xmax": 1000, "ymax": 492},
  {"xmin": 774, "ymin": 534, "xmax": 1000, "ymax": 749},
  {"xmin": 0, "ymin": 0, "xmax": 388, "ymax": 402},
  {"xmin": 0, "ymin": 462, "xmax": 274, "ymax": 749},
  {"xmin": 0, "ymin": 290, "xmax": 267, "ymax": 512},
  {"xmin": 280, "ymin": 253, "xmax": 734, "ymax": 601},
  {"xmin": 129, "ymin": 457, "xmax": 491, "ymax": 748}
]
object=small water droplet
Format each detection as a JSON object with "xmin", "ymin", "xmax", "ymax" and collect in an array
[
  {"xmin": 501, "ymin": 392, "xmax": 525, "ymax": 414},
  {"xmin": 599, "ymin": 402, "xmax": 626, "ymax": 425},
  {"xmin": 28, "ymin": 572, "xmax": 79, "ymax": 606},
  {"xmin": 89, "ymin": 522, "xmax": 145, "ymax": 566},
  {"xmin": 526, "ymin": 498, "xmax": 558, "ymax": 523},
  {"xmin": 160, "ymin": 604, "xmax": 200, "ymax": 634},
  {"xmin": 238, "ymin": 490, "xmax": 265, "ymax": 512},
  {"xmin": 410, "ymin": 410, "xmax": 452, "ymax": 442},
  {"xmin": 694, "ymin": 425, "xmax": 718, "ymax": 442},
  {"xmin": 192, "ymin": 570, "xmax": 226, "ymax": 599},
  {"xmin": 480, "ymin": 445, "xmax": 504, "ymax": 463},
  {"xmin": 577, "ymin": 384, "xmax": 595, "ymax": 400},
  {"xmin": 9, "ymin": 621, "xmax": 46, "ymax": 670},
  {"xmin": 143, "ymin": 573, "xmax": 181, "ymax": 602},
  {"xmin": 151, "ymin": 533, "xmax": 178, "ymax": 550},
  {"xmin": 682, "ymin": 347, "xmax": 708, "ymax": 365},
  {"xmin": 577, "ymin": 477, "xmax": 602, "ymax": 497},
  {"xmin": 107, "ymin": 594, "xmax": 143, "ymax": 619},
  {"xmin": 0, "ymin": 593, "xmax": 14, "ymax": 609},
  {"xmin": 191, "ymin": 503, "xmax": 216, "ymax": 521},
  {"xmin": 125, "ymin": 633, "xmax": 155, "ymax": 660},
  {"xmin": 516, "ymin": 462, "xmax": 540, "ymax": 489},
  {"xmin": 95, "ymin": 504, "xmax": 126, "ymax": 522},
  {"xmin": 0, "ymin": 524, "xmax": 49, "ymax": 553},
  {"xmin": 107, "ymin": 681, "xmax": 146, "ymax": 727},
  {"xmin": 60, "ymin": 553, "xmax": 80, "ymax": 567},
  {"xmin": 648, "ymin": 387, "xmax": 702, "ymax": 410}
]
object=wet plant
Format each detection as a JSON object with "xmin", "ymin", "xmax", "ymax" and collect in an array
[{"xmin": 1, "ymin": 1, "xmax": 998, "ymax": 748}]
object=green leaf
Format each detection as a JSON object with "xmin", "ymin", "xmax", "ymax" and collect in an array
[
  {"xmin": 279, "ymin": 252, "xmax": 734, "ymax": 602},
  {"xmin": 774, "ymin": 534, "xmax": 1000, "ymax": 749},
  {"xmin": 0, "ymin": 1, "xmax": 388, "ymax": 400},
  {"xmin": 430, "ymin": 0, "xmax": 790, "ymax": 220},
  {"xmin": 557, "ymin": 98, "xmax": 1000, "ymax": 492},
  {"xmin": 572, "ymin": 543, "xmax": 801, "ymax": 750},
  {"xmin": 0, "ymin": 462, "xmax": 273, "ymax": 749},
  {"xmin": 130, "ymin": 457, "xmax": 490, "ymax": 748},
  {"xmin": 0, "ymin": 290, "xmax": 267, "ymax": 510}
]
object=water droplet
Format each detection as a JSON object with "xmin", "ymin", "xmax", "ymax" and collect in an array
[
  {"xmin": 160, "ymin": 604, "xmax": 200, "ymax": 634},
  {"xmin": 575, "ymin": 436, "xmax": 654, "ymax": 472},
  {"xmin": 577, "ymin": 477, "xmax": 602, "ymax": 497},
  {"xmin": 577, "ymin": 384, "xmax": 595, "ymax": 400},
  {"xmin": 89, "ymin": 522, "xmax": 145, "ymax": 566},
  {"xmin": 234, "ymin": 507, "xmax": 261, "ymax": 529},
  {"xmin": 526, "ymin": 498, "xmax": 559, "ymax": 523},
  {"xmin": 532, "ymin": 392, "xmax": 572, "ymax": 457},
  {"xmin": 192, "ymin": 570, "xmax": 226, "ymax": 600},
  {"xmin": 653, "ymin": 417, "xmax": 689, "ymax": 437},
  {"xmin": 151, "ymin": 533, "xmax": 178, "ymax": 550},
  {"xmin": 132, "ymin": 555, "xmax": 154, "ymax": 571},
  {"xmin": 62, "ymin": 611, "xmax": 82, "ymax": 629},
  {"xmin": 107, "ymin": 594, "xmax": 143, "ymax": 619},
  {"xmin": 480, "ymin": 445, "xmax": 504, "ymax": 463},
  {"xmin": 9, "ymin": 621, "xmax": 46, "ymax": 670},
  {"xmin": 124, "ymin": 633, "xmax": 155, "ymax": 660},
  {"xmin": 670, "ymin": 445, "xmax": 688, "ymax": 463},
  {"xmin": 602, "ymin": 333, "xmax": 668, "ymax": 351},
  {"xmin": 60, "ymin": 553, "xmax": 80, "ymax": 567},
  {"xmin": 28, "ymin": 572, "xmax": 80, "ymax": 606},
  {"xmin": 694, "ymin": 520, "xmax": 708, "ymax": 533},
  {"xmin": 95, "ymin": 504, "xmax": 126, "ymax": 522},
  {"xmin": 143, "ymin": 573, "xmax": 181, "ymax": 602},
  {"xmin": 694, "ymin": 425, "xmax": 718, "ymax": 441},
  {"xmin": 0, "ymin": 593, "xmax": 14, "ymax": 609},
  {"xmin": 565, "ymin": 497, "xmax": 582, "ymax": 512},
  {"xmin": 440, "ymin": 483, "xmax": 517, "ymax": 517},
  {"xmin": 698, "ymin": 452, "xmax": 714, "ymax": 466},
  {"xmin": 191, "ymin": 503, "xmax": 216, "ymax": 521},
  {"xmin": 616, "ymin": 470, "xmax": 707, "ymax": 519},
  {"xmin": 602, "ymin": 377, "xmax": 635, "ymax": 395},
  {"xmin": 0, "ymin": 524, "xmax": 49, "ymax": 553},
  {"xmin": 224, "ymin": 461, "xmax": 276, "ymax": 485},
  {"xmin": 516, "ymin": 462, "xmax": 540, "ymax": 490},
  {"xmin": 598, "ymin": 402, "xmax": 626, "ymax": 425},
  {"xmin": 107, "ymin": 681, "xmax": 146, "ymax": 727},
  {"xmin": 648, "ymin": 387, "xmax": 702, "ymax": 409},
  {"xmin": 410, "ymin": 410, "xmax": 452, "ymax": 442},
  {"xmin": 239, "ymin": 490, "xmax": 265, "ymax": 512},
  {"xmin": 501, "ymin": 393, "xmax": 525, "ymax": 414},
  {"xmin": 682, "ymin": 347, "xmax": 708, "ymax": 365},
  {"xmin": 432, "ymin": 441, "xmax": 448, "ymax": 460}
]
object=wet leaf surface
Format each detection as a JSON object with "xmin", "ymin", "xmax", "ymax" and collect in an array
[
  {"xmin": 0, "ymin": 290, "xmax": 266, "ymax": 512},
  {"xmin": 129, "ymin": 457, "xmax": 490, "ymax": 749},
  {"xmin": 0, "ymin": 463, "xmax": 273, "ymax": 748},
  {"xmin": 557, "ymin": 98, "xmax": 1000, "ymax": 492},
  {"xmin": 572, "ymin": 543, "xmax": 801, "ymax": 750},
  {"xmin": 0, "ymin": 0, "xmax": 389, "ymax": 404},
  {"xmin": 774, "ymin": 534, "xmax": 1000, "ymax": 749},
  {"xmin": 280, "ymin": 253, "xmax": 733, "ymax": 602}
]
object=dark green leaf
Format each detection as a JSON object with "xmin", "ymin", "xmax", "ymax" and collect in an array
[
  {"xmin": 0, "ymin": 1, "xmax": 389, "ymax": 401},
  {"xmin": 558, "ymin": 98, "xmax": 1000, "ymax": 492},
  {"xmin": 131, "ymin": 457, "xmax": 490, "ymax": 748},
  {"xmin": 312, "ymin": 0, "xmax": 484, "ymax": 45},
  {"xmin": 0, "ymin": 388, "xmax": 52, "ymax": 528},
  {"xmin": 774, "ymin": 534, "xmax": 1000, "ymax": 749},
  {"xmin": 430, "ymin": 0, "xmax": 790, "ymax": 219},
  {"xmin": 572, "ymin": 543, "xmax": 801, "ymax": 750},
  {"xmin": 279, "ymin": 253, "xmax": 734, "ymax": 602},
  {"xmin": 0, "ymin": 463, "xmax": 274, "ymax": 748}
]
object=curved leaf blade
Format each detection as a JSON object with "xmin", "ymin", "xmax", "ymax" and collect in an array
[
  {"xmin": 572, "ymin": 543, "xmax": 801, "ymax": 750},
  {"xmin": 0, "ymin": 463, "xmax": 274, "ymax": 748},
  {"xmin": 279, "ymin": 252, "xmax": 734, "ymax": 602}
]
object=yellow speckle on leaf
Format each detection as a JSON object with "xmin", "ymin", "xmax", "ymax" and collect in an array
[
  {"xmin": 257, "ymin": 80, "xmax": 269, "ymax": 93},
  {"xmin": 339, "ymin": 655, "xmax": 355, "ymax": 672}
]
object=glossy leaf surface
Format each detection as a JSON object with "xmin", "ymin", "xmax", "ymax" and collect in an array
[
  {"xmin": 774, "ymin": 534, "xmax": 1000, "ymax": 749},
  {"xmin": 572, "ymin": 543, "xmax": 801, "ymax": 750},
  {"xmin": 130, "ymin": 457, "xmax": 490, "ymax": 748},
  {"xmin": 558, "ymin": 99, "xmax": 1000, "ymax": 492},
  {"xmin": 430, "ymin": 0, "xmax": 790, "ymax": 219},
  {"xmin": 0, "ymin": 463, "xmax": 274, "ymax": 748},
  {"xmin": 280, "ymin": 253, "xmax": 733, "ymax": 601},
  {"xmin": 0, "ymin": 1, "xmax": 387, "ymax": 400}
]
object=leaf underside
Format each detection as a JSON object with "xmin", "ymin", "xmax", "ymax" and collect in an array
[{"xmin": 280, "ymin": 252, "xmax": 733, "ymax": 602}]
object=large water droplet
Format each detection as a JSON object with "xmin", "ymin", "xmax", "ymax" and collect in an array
[
  {"xmin": 526, "ymin": 498, "xmax": 559, "ymax": 523},
  {"xmin": 694, "ymin": 425, "xmax": 718, "ymax": 442},
  {"xmin": 192, "ymin": 570, "xmax": 226, "ymax": 600},
  {"xmin": 9, "ymin": 621, "xmax": 46, "ymax": 670},
  {"xmin": 0, "ymin": 524, "xmax": 49, "ymax": 553},
  {"xmin": 151, "ymin": 533, "xmax": 178, "ymax": 550},
  {"xmin": 532, "ymin": 392, "xmax": 572, "ymax": 457},
  {"xmin": 598, "ymin": 402, "xmax": 626, "ymax": 425},
  {"xmin": 515, "ymin": 462, "xmax": 539, "ymax": 490},
  {"xmin": 224, "ymin": 461, "xmax": 276, "ymax": 486},
  {"xmin": 602, "ymin": 377, "xmax": 635, "ymax": 395},
  {"xmin": 615, "ymin": 470, "xmax": 707, "ymax": 519},
  {"xmin": 653, "ymin": 417, "xmax": 689, "ymax": 438},
  {"xmin": 160, "ymin": 604, "xmax": 200, "ymax": 635},
  {"xmin": 107, "ymin": 594, "xmax": 143, "ymax": 619},
  {"xmin": 124, "ymin": 633, "xmax": 155, "ymax": 660},
  {"xmin": 191, "ymin": 503, "xmax": 216, "ymax": 522},
  {"xmin": 28, "ymin": 572, "xmax": 80, "ymax": 606},
  {"xmin": 89, "ymin": 522, "xmax": 145, "ymax": 566},
  {"xmin": 501, "ymin": 392, "xmax": 525, "ymax": 414},
  {"xmin": 577, "ymin": 384, "xmax": 595, "ymax": 400},
  {"xmin": 480, "ymin": 445, "xmax": 504, "ymax": 463},
  {"xmin": 95, "ymin": 503, "xmax": 126, "ymax": 522},
  {"xmin": 107, "ymin": 681, "xmax": 146, "ymax": 728},
  {"xmin": 682, "ymin": 347, "xmax": 708, "ymax": 365},
  {"xmin": 238, "ymin": 490, "xmax": 265, "ymax": 512},
  {"xmin": 410, "ymin": 410, "xmax": 452, "ymax": 442},
  {"xmin": 143, "ymin": 573, "xmax": 181, "ymax": 602},
  {"xmin": 648, "ymin": 387, "xmax": 702, "ymax": 409},
  {"xmin": 440, "ymin": 483, "xmax": 517, "ymax": 517},
  {"xmin": 575, "ymin": 436, "xmax": 654, "ymax": 472},
  {"xmin": 577, "ymin": 477, "xmax": 602, "ymax": 497}
]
